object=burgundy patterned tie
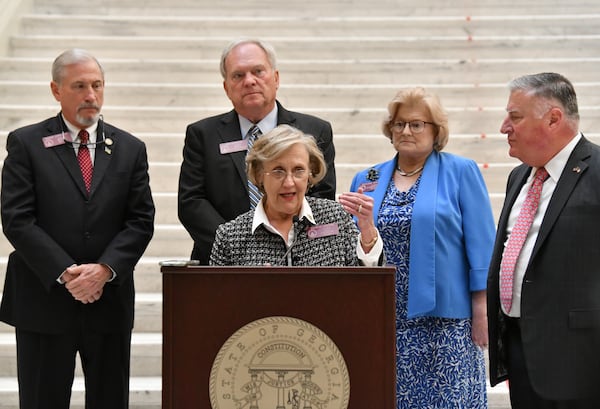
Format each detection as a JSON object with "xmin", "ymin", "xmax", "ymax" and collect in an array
[
  {"xmin": 77, "ymin": 129, "xmax": 93, "ymax": 193},
  {"xmin": 500, "ymin": 167, "xmax": 549, "ymax": 312}
]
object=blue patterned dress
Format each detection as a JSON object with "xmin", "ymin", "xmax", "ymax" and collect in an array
[{"xmin": 378, "ymin": 176, "xmax": 487, "ymax": 409}]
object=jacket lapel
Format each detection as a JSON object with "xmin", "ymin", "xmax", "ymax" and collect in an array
[
  {"xmin": 88, "ymin": 125, "xmax": 114, "ymax": 198},
  {"xmin": 497, "ymin": 165, "xmax": 531, "ymax": 234},
  {"xmin": 46, "ymin": 117, "xmax": 90, "ymax": 198},
  {"xmin": 276, "ymin": 101, "xmax": 296, "ymax": 127},
  {"xmin": 218, "ymin": 110, "xmax": 247, "ymax": 184},
  {"xmin": 369, "ymin": 157, "xmax": 395, "ymax": 226},
  {"xmin": 531, "ymin": 137, "xmax": 591, "ymax": 259}
]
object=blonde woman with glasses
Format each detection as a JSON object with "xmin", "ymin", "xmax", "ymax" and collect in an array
[{"xmin": 349, "ymin": 87, "xmax": 495, "ymax": 408}]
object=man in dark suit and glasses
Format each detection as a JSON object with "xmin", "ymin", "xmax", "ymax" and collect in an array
[
  {"xmin": 0, "ymin": 49, "xmax": 155, "ymax": 409},
  {"xmin": 178, "ymin": 38, "xmax": 336, "ymax": 265},
  {"xmin": 487, "ymin": 72, "xmax": 600, "ymax": 409}
]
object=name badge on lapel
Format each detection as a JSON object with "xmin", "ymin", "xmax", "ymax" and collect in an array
[
  {"xmin": 219, "ymin": 140, "xmax": 248, "ymax": 154},
  {"xmin": 359, "ymin": 181, "xmax": 378, "ymax": 192},
  {"xmin": 42, "ymin": 133, "xmax": 67, "ymax": 148},
  {"xmin": 307, "ymin": 223, "xmax": 340, "ymax": 239}
]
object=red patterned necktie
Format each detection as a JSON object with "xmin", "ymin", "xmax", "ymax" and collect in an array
[
  {"xmin": 500, "ymin": 167, "xmax": 549, "ymax": 312},
  {"xmin": 77, "ymin": 129, "xmax": 93, "ymax": 193}
]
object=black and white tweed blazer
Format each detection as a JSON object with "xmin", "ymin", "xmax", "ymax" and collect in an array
[{"xmin": 210, "ymin": 197, "xmax": 364, "ymax": 266}]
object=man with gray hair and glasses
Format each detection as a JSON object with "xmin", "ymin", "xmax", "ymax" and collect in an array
[{"xmin": 178, "ymin": 38, "xmax": 336, "ymax": 265}]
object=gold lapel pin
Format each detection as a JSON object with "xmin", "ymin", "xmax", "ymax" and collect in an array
[{"xmin": 572, "ymin": 166, "xmax": 581, "ymax": 173}]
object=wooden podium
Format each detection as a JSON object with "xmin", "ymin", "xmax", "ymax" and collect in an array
[{"xmin": 161, "ymin": 265, "xmax": 396, "ymax": 409}]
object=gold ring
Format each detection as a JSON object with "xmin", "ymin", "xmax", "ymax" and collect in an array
[{"xmin": 358, "ymin": 204, "xmax": 363, "ymax": 214}]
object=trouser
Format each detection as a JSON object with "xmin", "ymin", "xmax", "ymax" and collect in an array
[
  {"xmin": 16, "ymin": 327, "xmax": 131, "ymax": 409},
  {"xmin": 505, "ymin": 316, "xmax": 599, "ymax": 409}
]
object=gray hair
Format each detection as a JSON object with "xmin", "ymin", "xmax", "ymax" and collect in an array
[
  {"xmin": 219, "ymin": 38, "xmax": 277, "ymax": 79},
  {"xmin": 246, "ymin": 125, "xmax": 326, "ymax": 192},
  {"xmin": 52, "ymin": 49, "xmax": 104, "ymax": 84},
  {"xmin": 508, "ymin": 72, "xmax": 579, "ymax": 121}
]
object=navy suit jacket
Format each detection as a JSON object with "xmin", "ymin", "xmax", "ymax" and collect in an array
[
  {"xmin": 487, "ymin": 136, "xmax": 600, "ymax": 400},
  {"xmin": 178, "ymin": 101, "xmax": 336, "ymax": 265},
  {"xmin": 0, "ymin": 115, "xmax": 155, "ymax": 334}
]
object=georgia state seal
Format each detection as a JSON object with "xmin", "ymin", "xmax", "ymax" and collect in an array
[{"xmin": 209, "ymin": 316, "xmax": 350, "ymax": 409}]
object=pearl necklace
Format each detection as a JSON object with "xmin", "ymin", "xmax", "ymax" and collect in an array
[{"xmin": 395, "ymin": 165, "xmax": 424, "ymax": 177}]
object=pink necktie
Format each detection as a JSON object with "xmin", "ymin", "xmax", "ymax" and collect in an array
[
  {"xmin": 500, "ymin": 167, "xmax": 549, "ymax": 312},
  {"xmin": 77, "ymin": 130, "xmax": 93, "ymax": 193}
]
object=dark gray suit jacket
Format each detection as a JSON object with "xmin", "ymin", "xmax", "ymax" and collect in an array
[
  {"xmin": 487, "ymin": 135, "xmax": 600, "ymax": 400},
  {"xmin": 0, "ymin": 114, "xmax": 155, "ymax": 334},
  {"xmin": 178, "ymin": 101, "xmax": 336, "ymax": 265}
]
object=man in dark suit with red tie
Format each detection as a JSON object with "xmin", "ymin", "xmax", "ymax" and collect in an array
[
  {"xmin": 177, "ymin": 38, "xmax": 336, "ymax": 265},
  {"xmin": 0, "ymin": 49, "xmax": 155, "ymax": 409},
  {"xmin": 487, "ymin": 72, "xmax": 600, "ymax": 408}
]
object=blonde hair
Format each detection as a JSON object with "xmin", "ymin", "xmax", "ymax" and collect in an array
[
  {"xmin": 382, "ymin": 87, "xmax": 449, "ymax": 151},
  {"xmin": 247, "ymin": 125, "xmax": 326, "ymax": 192}
]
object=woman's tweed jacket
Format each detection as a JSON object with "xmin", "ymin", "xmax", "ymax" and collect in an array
[{"xmin": 210, "ymin": 197, "xmax": 364, "ymax": 266}]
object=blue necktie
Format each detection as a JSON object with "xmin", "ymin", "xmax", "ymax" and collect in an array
[{"xmin": 246, "ymin": 125, "xmax": 262, "ymax": 209}]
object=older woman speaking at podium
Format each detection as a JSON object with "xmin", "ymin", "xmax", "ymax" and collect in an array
[{"xmin": 209, "ymin": 124, "xmax": 383, "ymax": 267}]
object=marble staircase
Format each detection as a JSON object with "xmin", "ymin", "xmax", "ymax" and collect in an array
[{"xmin": 1, "ymin": 0, "xmax": 600, "ymax": 407}]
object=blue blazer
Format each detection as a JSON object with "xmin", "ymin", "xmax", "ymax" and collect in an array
[{"xmin": 350, "ymin": 151, "xmax": 495, "ymax": 318}]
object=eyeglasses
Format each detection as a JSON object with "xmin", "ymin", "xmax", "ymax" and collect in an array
[
  {"xmin": 264, "ymin": 168, "xmax": 308, "ymax": 181},
  {"xmin": 390, "ymin": 120, "xmax": 436, "ymax": 134}
]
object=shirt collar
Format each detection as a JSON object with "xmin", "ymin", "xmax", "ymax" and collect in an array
[
  {"xmin": 62, "ymin": 114, "xmax": 98, "ymax": 143},
  {"xmin": 535, "ymin": 132, "xmax": 581, "ymax": 182},
  {"xmin": 251, "ymin": 197, "xmax": 316, "ymax": 235},
  {"xmin": 239, "ymin": 104, "xmax": 278, "ymax": 138}
]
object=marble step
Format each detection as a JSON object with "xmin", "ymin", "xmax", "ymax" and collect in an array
[
  {"xmin": 2, "ymin": 58, "xmax": 600, "ymax": 84},
  {"xmin": 0, "ymin": 376, "xmax": 161, "ymax": 409},
  {"xmin": 1, "ymin": 105, "xmax": 600, "ymax": 137},
  {"xmin": 4, "ymin": 80, "xmax": 600, "ymax": 108},
  {"xmin": 28, "ymin": 0, "xmax": 599, "ymax": 17},
  {"xmin": 18, "ymin": 13, "xmax": 600, "ymax": 38},
  {"xmin": 8, "ymin": 35, "xmax": 600, "ymax": 60},
  {"xmin": 0, "ymin": 377, "xmax": 510, "ymax": 409}
]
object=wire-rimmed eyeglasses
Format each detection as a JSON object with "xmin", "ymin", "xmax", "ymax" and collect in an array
[
  {"xmin": 390, "ymin": 120, "xmax": 436, "ymax": 134},
  {"xmin": 264, "ymin": 168, "xmax": 309, "ymax": 181}
]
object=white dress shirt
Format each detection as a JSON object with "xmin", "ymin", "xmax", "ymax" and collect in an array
[
  {"xmin": 63, "ymin": 116, "xmax": 98, "ymax": 164},
  {"xmin": 502, "ymin": 133, "xmax": 581, "ymax": 316}
]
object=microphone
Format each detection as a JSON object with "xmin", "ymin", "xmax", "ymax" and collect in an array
[{"xmin": 277, "ymin": 216, "xmax": 309, "ymax": 266}]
